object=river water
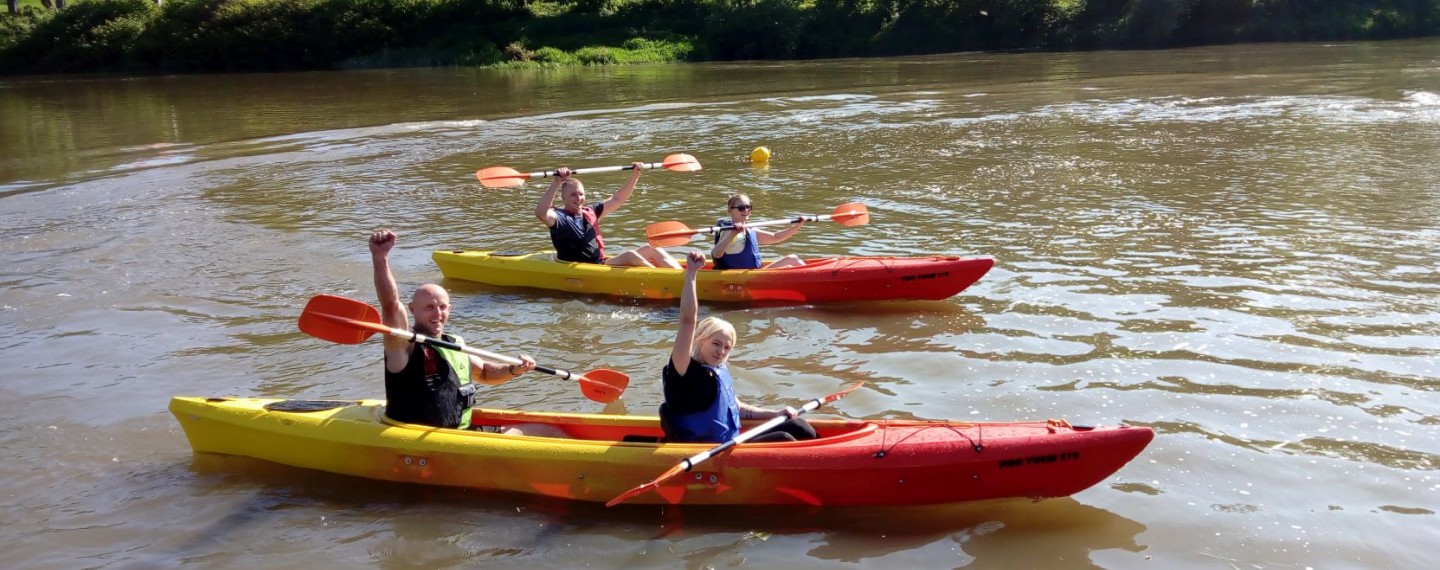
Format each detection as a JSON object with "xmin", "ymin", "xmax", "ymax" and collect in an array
[{"xmin": 2, "ymin": 40, "xmax": 1437, "ymax": 568}]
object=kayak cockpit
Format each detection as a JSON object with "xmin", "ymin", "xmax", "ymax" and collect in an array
[{"xmin": 424, "ymin": 407, "xmax": 879, "ymax": 446}]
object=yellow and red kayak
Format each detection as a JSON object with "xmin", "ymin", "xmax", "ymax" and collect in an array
[
  {"xmin": 432, "ymin": 250, "xmax": 994, "ymax": 303},
  {"xmin": 169, "ymin": 396, "xmax": 1152, "ymax": 507}
]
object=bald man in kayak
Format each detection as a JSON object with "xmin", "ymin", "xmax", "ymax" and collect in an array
[
  {"xmin": 371, "ymin": 229, "xmax": 561, "ymax": 435},
  {"xmin": 534, "ymin": 162, "xmax": 682, "ymax": 268}
]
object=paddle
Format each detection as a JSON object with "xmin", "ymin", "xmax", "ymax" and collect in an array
[
  {"xmin": 644, "ymin": 202, "xmax": 870, "ymax": 248},
  {"xmin": 476, "ymin": 153, "xmax": 702, "ymax": 188},
  {"xmin": 605, "ymin": 382, "xmax": 864, "ymax": 507},
  {"xmin": 297, "ymin": 294, "xmax": 628, "ymax": 404}
]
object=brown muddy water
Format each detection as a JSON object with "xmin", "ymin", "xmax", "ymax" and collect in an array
[{"xmin": 1, "ymin": 39, "xmax": 1438, "ymax": 568}]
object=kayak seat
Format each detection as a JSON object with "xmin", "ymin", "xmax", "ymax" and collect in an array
[
  {"xmin": 658, "ymin": 402, "xmax": 676, "ymax": 442},
  {"xmin": 623, "ymin": 403, "xmax": 671, "ymax": 444}
]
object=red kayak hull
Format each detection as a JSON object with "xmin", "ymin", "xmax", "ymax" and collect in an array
[
  {"xmin": 171, "ymin": 397, "xmax": 1153, "ymax": 507},
  {"xmin": 432, "ymin": 251, "xmax": 995, "ymax": 303}
]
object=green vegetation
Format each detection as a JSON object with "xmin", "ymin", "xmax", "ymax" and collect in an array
[{"xmin": 2, "ymin": 0, "xmax": 1437, "ymax": 74}]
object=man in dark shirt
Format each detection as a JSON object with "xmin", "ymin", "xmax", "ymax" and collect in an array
[
  {"xmin": 533, "ymin": 163, "xmax": 681, "ymax": 268},
  {"xmin": 370, "ymin": 229, "xmax": 564, "ymax": 436}
]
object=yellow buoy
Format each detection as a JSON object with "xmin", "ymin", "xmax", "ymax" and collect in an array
[{"xmin": 750, "ymin": 146, "xmax": 772, "ymax": 164}]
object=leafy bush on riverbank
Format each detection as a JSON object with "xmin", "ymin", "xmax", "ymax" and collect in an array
[
  {"xmin": 1, "ymin": 0, "xmax": 155, "ymax": 71},
  {"xmin": 0, "ymin": 7, "xmax": 46, "ymax": 52},
  {"xmin": 2, "ymin": 0, "xmax": 1437, "ymax": 74},
  {"xmin": 0, "ymin": 0, "xmax": 533, "ymax": 72}
]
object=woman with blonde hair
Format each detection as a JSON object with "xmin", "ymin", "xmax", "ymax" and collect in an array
[{"xmin": 659, "ymin": 251, "xmax": 817, "ymax": 443}]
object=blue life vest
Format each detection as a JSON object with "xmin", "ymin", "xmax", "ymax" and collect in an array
[
  {"xmin": 712, "ymin": 220, "xmax": 762, "ymax": 270},
  {"xmin": 666, "ymin": 361, "xmax": 741, "ymax": 442}
]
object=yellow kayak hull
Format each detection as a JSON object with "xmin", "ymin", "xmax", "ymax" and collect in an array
[
  {"xmin": 170, "ymin": 396, "xmax": 1152, "ymax": 507},
  {"xmin": 432, "ymin": 250, "xmax": 994, "ymax": 303}
]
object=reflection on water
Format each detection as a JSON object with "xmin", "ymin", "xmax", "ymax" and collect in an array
[
  {"xmin": 1, "ymin": 39, "xmax": 1438, "ymax": 569},
  {"xmin": 669, "ymin": 499, "xmax": 1145, "ymax": 569},
  {"xmin": 160, "ymin": 455, "xmax": 1145, "ymax": 569}
]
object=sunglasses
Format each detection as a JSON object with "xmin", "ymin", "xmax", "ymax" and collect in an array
[{"xmin": 731, "ymin": 204, "xmax": 752, "ymax": 211}]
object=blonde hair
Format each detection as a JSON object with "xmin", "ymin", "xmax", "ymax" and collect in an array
[
  {"xmin": 692, "ymin": 316, "xmax": 737, "ymax": 358},
  {"xmin": 726, "ymin": 194, "xmax": 751, "ymax": 210}
]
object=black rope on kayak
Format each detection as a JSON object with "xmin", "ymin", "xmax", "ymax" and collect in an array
[
  {"xmin": 872, "ymin": 421, "xmax": 984, "ymax": 459},
  {"xmin": 264, "ymin": 400, "xmax": 358, "ymax": 412},
  {"xmin": 874, "ymin": 420, "xmax": 889, "ymax": 458},
  {"xmin": 831, "ymin": 257, "xmax": 895, "ymax": 277}
]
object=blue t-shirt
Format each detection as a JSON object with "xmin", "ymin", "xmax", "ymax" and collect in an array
[{"xmin": 549, "ymin": 203, "xmax": 607, "ymax": 263}]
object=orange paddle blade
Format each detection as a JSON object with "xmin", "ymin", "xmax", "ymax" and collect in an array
[
  {"xmin": 606, "ymin": 462, "xmax": 688, "ymax": 507},
  {"xmin": 660, "ymin": 153, "xmax": 702, "ymax": 172},
  {"xmin": 475, "ymin": 166, "xmax": 528, "ymax": 188},
  {"xmin": 576, "ymin": 369, "xmax": 629, "ymax": 404},
  {"xmin": 298, "ymin": 295, "xmax": 384, "ymax": 344},
  {"xmin": 830, "ymin": 202, "xmax": 870, "ymax": 226},
  {"xmin": 644, "ymin": 220, "xmax": 697, "ymax": 247},
  {"xmin": 822, "ymin": 381, "xmax": 865, "ymax": 404}
]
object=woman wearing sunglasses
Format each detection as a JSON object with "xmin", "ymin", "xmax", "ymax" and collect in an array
[{"xmin": 710, "ymin": 194, "xmax": 805, "ymax": 270}]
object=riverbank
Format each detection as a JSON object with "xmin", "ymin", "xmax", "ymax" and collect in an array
[{"xmin": 2, "ymin": 0, "xmax": 1437, "ymax": 74}]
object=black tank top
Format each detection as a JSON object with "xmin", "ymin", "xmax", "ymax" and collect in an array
[{"xmin": 384, "ymin": 342, "xmax": 464, "ymax": 428}]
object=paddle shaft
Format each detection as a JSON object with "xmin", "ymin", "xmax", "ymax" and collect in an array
[
  {"xmin": 330, "ymin": 313, "xmax": 580, "ymax": 381},
  {"xmin": 605, "ymin": 382, "xmax": 861, "ymax": 507},
  {"xmin": 674, "ymin": 392, "xmax": 832, "ymax": 470},
  {"xmin": 523, "ymin": 160, "xmax": 673, "ymax": 181},
  {"xmin": 659, "ymin": 213, "xmax": 842, "ymax": 241}
]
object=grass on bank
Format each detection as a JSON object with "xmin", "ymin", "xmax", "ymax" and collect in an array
[
  {"xmin": 493, "ymin": 38, "xmax": 694, "ymax": 68},
  {"xmin": 495, "ymin": 0, "xmax": 698, "ymax": 67}
]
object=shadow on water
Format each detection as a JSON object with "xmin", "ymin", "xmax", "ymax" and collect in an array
[
  {"xmin": 160, "ymin": 453, "xmax": 1145, "ymax": 568},
  {"xmin": 636, "ymin": 498, "xmax": 1147, "ymax": 568}
]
